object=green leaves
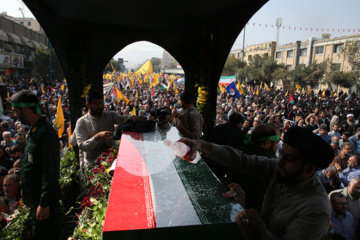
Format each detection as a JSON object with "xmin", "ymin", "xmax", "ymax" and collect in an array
[
  {"xmin": 70, "ymin": 147, "xmax": 117, "ymax": 240},
  {"xmin": 0, "ymin": 206, "xmax": 32, "ymax": 240},
  {"xmin": 237, "ymin": 54, "xmax": 282, "ymax": 86},
  {"xmin": 59, "ymin": 148, "xmax": 79, "ymax": 190}
]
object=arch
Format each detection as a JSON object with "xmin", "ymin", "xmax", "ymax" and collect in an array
[{"xmin": 22, "ymin": 0, "xmax": 268, "ymax": 132}]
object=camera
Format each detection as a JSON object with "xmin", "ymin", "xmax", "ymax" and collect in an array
[{"xmin": 150, "ymin": 107, "xmax": 171, "ymax": 123}]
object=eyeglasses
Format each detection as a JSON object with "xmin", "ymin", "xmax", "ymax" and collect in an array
[
  {"xmin": 335, "ymin": 202, "xmax": 347, "ymax": 206},
  {"xmin": 281, "ymin": 153, "xmax": 302, "ymax": 163}
]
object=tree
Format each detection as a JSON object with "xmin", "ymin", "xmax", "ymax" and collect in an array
[
  {"xmin": 221, "ymin": 57, "xmax": 246, "ymax": 76},
  {"xmin": 272, "ymin": 67, "xmax": 290, "ymax": 89},
  {"xmin": 288, "ymin": 62, "xmax": 326, "ymax": 88},
  {"xmin": 103, "ymin": 59, "xmax": 126, "ymax": 72},
  {"xmin": 150, "ymin": 57, "xmax": 162, "ymax": 72},
  {"xmin": 237, "ymin": 54, "xmax": 281, "ymax": 86},
  {"xmin": 327, "ymin": 71, "xmax": 357, "ymax": 89},
  {"xmin": 342, "ymin": 41, "xmax": 360, "ymax": 71},
  {"xmin": 33, "ymin": 48, "xmax": 64, "ymax": 80}
]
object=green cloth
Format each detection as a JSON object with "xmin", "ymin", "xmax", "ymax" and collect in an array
[{"xmin": 21, "ymin": 117, "xmax": 60, "ymax": 209}]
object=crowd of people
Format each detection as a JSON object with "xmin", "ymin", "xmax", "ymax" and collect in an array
[{"xmin": 0, "ymin": 74, "xmax": 359, "ymax": 239}]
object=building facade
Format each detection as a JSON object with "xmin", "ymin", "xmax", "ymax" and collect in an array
[
  {"xmin": 230, "ymin": 34, "xmax": 360, "ymax": 91},
  {"xmin": 0, "ymin": 14, "xmax": 47, "ymax": 78}
]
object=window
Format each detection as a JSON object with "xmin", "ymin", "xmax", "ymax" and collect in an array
[
  {"xmin": 287, "ymin": 50, "xmax": 293, "ymax": 58},
  {"xmin": 276, "ymin": 52, "xmax": 281, "ymax": 59},
  {"xmin": 352, "ymin": 65, "xmax": 360, "ymax": 71},
  {"xmin": 300, "ymin": 49, "xmax": 307, "ymax": 56},
  {"xmin": 248, "ymin": 55, "xmax": 252, "ymax": 61},
  {"xmin": 333, "ymin": 44, "xmax": 344, "ymax": 53},
  {"xmin": 315, "ymin": 46, "xmax": 324, "ymax": 54},
  {"xmin": 20, "ymin": 22, "xmax": 24, "ymax": 25},
  {"xmin": 332, "ymin": 63, "xmax": 341, "ymax": 72},
  {"xmin": 28, "ymin": 22, "xmax": 31, "ymax": 26},
  {"xmin": 286, "ymin": 65, "xmax": 292, "ymax": 70}
]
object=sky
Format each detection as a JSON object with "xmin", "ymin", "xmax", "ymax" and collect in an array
[{"xmin": 1, "ymin": 0, "xmax": 360, "ymax": 69}]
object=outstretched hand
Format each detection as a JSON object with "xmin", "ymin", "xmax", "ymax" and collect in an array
[
  {"xmin": 95, "ymin": 131, "xmax": 114, "ymax": 141},
  {"xmin": 130, "ymin": 116, "xmax": 145, "ymax": 122},
  {"xmin": 235, "ymin": 209, "xmax": 266, "ymax": 240},
  {"xmin": 223, "ymin": 183, "xmax": 246, "ymax": 207}
]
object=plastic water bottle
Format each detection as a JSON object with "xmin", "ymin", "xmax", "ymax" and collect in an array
[{"xmin": 163, "ymin": 139, "xmax": 201, "ymax": 162}]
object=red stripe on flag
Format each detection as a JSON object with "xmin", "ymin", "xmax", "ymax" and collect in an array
[{"xmin": 103, "ymin": 134, "xmax": 156, "ymax": 232}]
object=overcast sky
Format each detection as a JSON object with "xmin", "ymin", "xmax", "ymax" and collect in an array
[{"xmin": 2, "ymin": 0, "xmax": 360, "ymax": 69}]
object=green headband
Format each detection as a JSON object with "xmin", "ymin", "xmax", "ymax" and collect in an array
[
  {"xmin": 243, "ymin": 134, "xmax": 280, "ymax": 145},
  {"xmin": 12, "ymin": 102, "xmax": 41, "ymax": 114}
]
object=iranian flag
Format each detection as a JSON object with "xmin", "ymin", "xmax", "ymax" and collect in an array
[
  {"xmin": 158, "ymin": 83, "xmax": 167, "ymax": 90},
  {"xmin": 219, "ymin": 75, "xmax": 236, "ymax": 86},
  {"xmin": 289, "ymin": 92, "xmax": 295, "ymax": 104}
]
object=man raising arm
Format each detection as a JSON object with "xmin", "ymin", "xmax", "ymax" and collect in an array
[{"xmin": 181, "ymin": 126, "xmax": 334, "ymax": 240}]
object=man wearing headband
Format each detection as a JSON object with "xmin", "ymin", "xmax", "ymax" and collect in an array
[
  {"xmin": 11, "ymin": 90, "xmax": 60, "ymax": 239},
  {"xmin": 228, "ymin": 124, "xmax": 279, "ymax": 213},
  {"xmin": 180, "ymin": 126, "xmax": 334, "ymax": 240}
]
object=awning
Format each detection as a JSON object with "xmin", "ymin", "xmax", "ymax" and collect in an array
[
  {"xmin": 0, "ymin": 30, "xmax": 8, "ymax": 42},
  {"xmin": 31, "ymin": 40, "xmax": 41, "ymax": 49},
  {"xmin": 5, "ymin": 32, "xmax": 22, "ymax": 44},
  {"xmin": 20, "ymin": 36, "xmax": 34, "ymax": 48},
  {"xmin": 164, "ymin": 68, "xmax": 184, "ymax": 75}
]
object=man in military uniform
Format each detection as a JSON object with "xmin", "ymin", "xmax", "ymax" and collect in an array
[{"xmin": 12, "ymin": 90, "xmax": 60, "ymax": 240}]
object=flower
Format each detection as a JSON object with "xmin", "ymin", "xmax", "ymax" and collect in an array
[{"xmin": 92, "ymin": 168, "xmax": 100, "ymax": 174}]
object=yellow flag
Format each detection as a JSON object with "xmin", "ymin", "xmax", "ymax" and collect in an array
[
  {"xmin": 307, "ymin": 86, "xmax": 311, "ymax": 94},
  {"xmin": 236, "ymin": 81, "xmax": 244, "ymax": 95},
  {"xmin": 0, "ymin": 75, "xmax": 2, "ymax": 82},
  {"xmin": 115, "ymin": 86, "xmax": 129, "ymax": 104},
  {"xmin": 111, "ymin": 63, "xmax": 120, "ymax": 82},
  {"xmin": 173, "ymin": 81, "xmax": 179, "ymax": 94},
  {"xmin": 256, "ymin": 87, "xmax": 259, "ymax": 95},
  {"xmin": 322, "ymin": 90, "xmax": 325, "ymax": 97},
  {"xmin": 295, "ymin": 84, "xmax": 301, "ymax": 89},
  {"xmin": 285, "ymin": 90, "xmax": 289, "ymax": 96},
  {"xmin": 135, "ymin": 91, "xmax": 139, "ymax": 99},
  {"xmin": 333, "ymin": 91, "xmax": 337, "ymax": 97},
  {"xmin": 264, "ymin": 83, "xmax": 270, "ymax": 92},
  {"xmin": 30, "ymin": 78, "xmax": 33, "ymax": 83},
  {"xmin": 131, "ymin": 107, "xmax": 136, "ymax": 116},
  {"xmin": 219, "ymin": 85, "xmax": 225, "ymax": 93},
  {"xmin": 61, "ymin": 84, "xmax": 64, "ymax": 91},
  {"xmin": 248, "ymin": 85, "xmax": 251, "ymax": 92},
  {"xmin": 64, "ymin": 78, "xmax": 67, "ymax": 83},
  {"xmin": 54, "ymin": 95, "xmax": 64, "ymax": 138},
  {"xmin": 136, "ymin": 60, "xmax": 153, "ymax": 74},
  {"xmin": 153, "ymin": 74, "xmax": 160, "ymax": 86},
  {"xmin": 41, "ymin": 84, "xmax": 44, "ymax": 93},
  {"xmin": 167, "ymin": 80, "xmax": 172, "ymax": 91},
  {"xmin": 129, "ymin": 75, "xmax": 135, "ymax": 87},
  {"xmin": 67, "ymin": 122, "xmax": 73, "ymax": 148}
]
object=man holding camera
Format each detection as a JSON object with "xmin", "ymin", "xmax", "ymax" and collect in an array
[{"xmin": 175, "ymin": 92, "xmax": 202, "ymax": 140}]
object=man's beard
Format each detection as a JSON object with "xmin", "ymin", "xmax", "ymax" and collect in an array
[{"xmin": 91, "ymin": 109, "xmax": 103, "ymax": 116}]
